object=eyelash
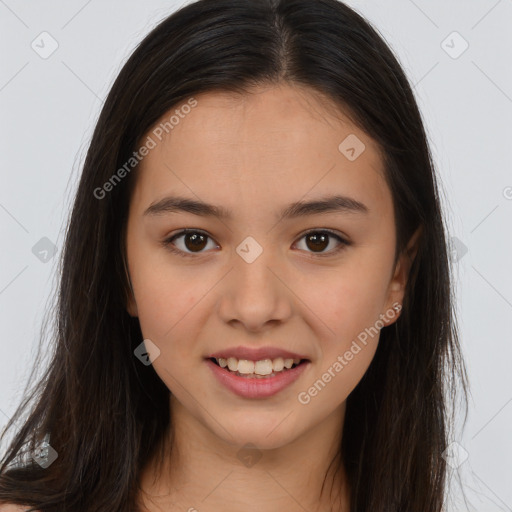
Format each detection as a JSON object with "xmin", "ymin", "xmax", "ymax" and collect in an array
[{"xmin": 161, "ymin": 228, "xmax": 350, "ymax": 258}]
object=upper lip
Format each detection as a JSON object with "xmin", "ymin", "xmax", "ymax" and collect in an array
[{"xmin": 208, "ymin": 346, "xmax": 310, "ymax": 361}]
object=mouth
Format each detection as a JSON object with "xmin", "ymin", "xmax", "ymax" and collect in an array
[
  {"xmin": 205, "ymin": 356, "xmax": 311, "ymax": 398},
  {"xmin": 207, "ymin": 356, "xmax": 309, "ymax": 379}
]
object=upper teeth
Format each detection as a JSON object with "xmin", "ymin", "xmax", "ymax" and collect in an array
[{"xmin": 216, "ymin": 357, "xmax": 301, "ymax": 375}]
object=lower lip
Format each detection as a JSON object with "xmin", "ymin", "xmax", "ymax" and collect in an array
[{"xmin": 205, "ymin": 358, "xmax": 310, "ymax": 399}]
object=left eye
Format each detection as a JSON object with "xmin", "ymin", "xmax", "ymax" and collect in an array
[
  {"xmin": 162, "ymin": 229, "xmax": 349, "ymax": 257},
  {"xmin": 293, "ymin": 230, "xmax": 349, "ymax": 255}
]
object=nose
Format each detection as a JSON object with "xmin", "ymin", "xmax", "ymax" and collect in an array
[{"xmin": 217, "ymin": 249, "xmax": 293, "ymax": 333}]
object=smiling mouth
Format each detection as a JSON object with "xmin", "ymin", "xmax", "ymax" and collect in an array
[{"xmin": 208, "ymin": 357, "xmax": 308, "ymax": 379}]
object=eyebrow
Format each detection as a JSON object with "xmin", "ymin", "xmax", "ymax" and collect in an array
[{"xmin": 143, "ymin": 194, "xmax": 369, "ymax": 221}]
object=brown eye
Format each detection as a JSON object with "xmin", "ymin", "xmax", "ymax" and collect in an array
[
  {"xmin": 305, "ymin": 232, "xmax": 329, "ymax": 252},
  {"xmin": 163, "ymin": 230, "xmax": 218, "ymax": 257},
  {"xmin": 163, "ymin": 229, "xmax": 349, "ymax": 258},
  {"xmin": 295, "ymin": 230, "xmax": 349, "ymax": 256},
  {"xmin": 182, "ymin": 232, "xmax": 208, "ymax": 252}
]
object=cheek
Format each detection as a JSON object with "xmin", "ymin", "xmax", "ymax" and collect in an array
[
  {"xmin": 128, "ymin": 247, "xmax": 206, "ymax": 356},
  {"xmin": 136, "ymin": 281, "xmax": 204, "ymax": 343},
  {"xmin": 296, "ymin": 271, "xmax": 385, "ymax": 410},
  {"xmin": 133, "ymin": 276, "xmax": 206, "ymax": 390},
  {"xmin": 300, "ymin": 260, "xmax": 390, "ymax": 341},
  {"xmin": 304, "ymin": 341, "xmax": 378, "ymax": 413}
]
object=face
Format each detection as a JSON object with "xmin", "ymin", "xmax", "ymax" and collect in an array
[{"xmin": 125, "ymin": 83, "xmax": 418, "ymax": 450}]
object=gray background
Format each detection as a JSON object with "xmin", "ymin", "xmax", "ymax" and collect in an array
[{"xmin": 1, "ymin": 1, "xmax": 511, "ymax": 510}]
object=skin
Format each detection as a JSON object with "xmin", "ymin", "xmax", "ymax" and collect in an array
[{"xmin": 125, "ymin": 82, "xmax": 420, "ymax": 512}]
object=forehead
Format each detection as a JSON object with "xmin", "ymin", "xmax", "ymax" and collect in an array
[{"xmin": 132, "ymin": 83, "xmax": 391, "ymax": 217}]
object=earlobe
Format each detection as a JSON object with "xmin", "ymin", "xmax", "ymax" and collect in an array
[{"xmin": 383, "ymin": 265, "xmax": 405, "ymax": 326}]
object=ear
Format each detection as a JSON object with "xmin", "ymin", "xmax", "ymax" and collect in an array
[{"xmin": 381, "ymin": 226, "xmax": 422, "ymax": 327}]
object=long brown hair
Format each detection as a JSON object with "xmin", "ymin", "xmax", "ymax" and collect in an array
[{"xmin": 0, "ymin": 0, "xmax": 468, "ymax": 510}]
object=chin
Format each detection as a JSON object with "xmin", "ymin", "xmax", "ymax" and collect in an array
[{"xmin": 212, "ymin": 414, "xmax": 301, "ymax": 450}]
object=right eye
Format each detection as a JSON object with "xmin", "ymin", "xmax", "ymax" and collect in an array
[{"xmin": 162, "ymin": 229, "xmax": 219, "ymax": 257}]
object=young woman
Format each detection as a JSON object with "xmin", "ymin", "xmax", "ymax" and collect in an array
[{"xmin": 0, "ymin": 0, "xmax": 468, "ymax": 510}]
